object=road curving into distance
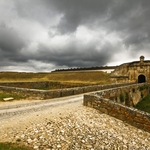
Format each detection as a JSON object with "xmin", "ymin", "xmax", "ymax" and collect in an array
[{"xmin": 0, "ymin": 94, "xmax": 83, "ymax": 120}]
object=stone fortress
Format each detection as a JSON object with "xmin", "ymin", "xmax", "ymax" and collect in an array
[{"xmin": 110, "ymin": 56, "xmax": 150, "ymax": 83}]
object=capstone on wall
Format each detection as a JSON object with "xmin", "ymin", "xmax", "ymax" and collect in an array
[{"xmin": 110, "ymin": 56, "xmax": 150, "ymax": 83}]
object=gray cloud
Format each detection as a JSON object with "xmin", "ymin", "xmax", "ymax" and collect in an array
[
  {"xmin": 53, "ymin": 0, "xmax": 112, "ymax": 34},
  {"xmin": 14, "ymin": 0, "xmax": 58, "ymax": 24},
  {"xmin": 0, "ymin": 24, "xmax": 25, "ymax": 52},
  {"xmin": 0, "ymin": 0, "xmax": 150, "ymax": 72},
  {"xmin": 0, "ymin": 24, "xmax": 27, "ymax": 65},
  {"xmin": 35, "ymin": 37, "xmax": 118, "ymax": 68}
]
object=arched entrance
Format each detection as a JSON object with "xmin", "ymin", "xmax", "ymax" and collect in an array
[{"xmin": 138, "ymin": 74, "xmax": 146, "ymax": 83}]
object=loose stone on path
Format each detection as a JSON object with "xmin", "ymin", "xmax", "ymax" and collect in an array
[{"xmin": 0, "ymin": 101, "xmax": 150, "ymax": 150}]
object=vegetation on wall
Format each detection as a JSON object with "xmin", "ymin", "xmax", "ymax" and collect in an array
[
  {"xmin": 141, "ymin": 92, "xmax": 144, "ymax": 99},
  {"xmin": 119, "ymin": 93, "xmax": 125, "ymax": 102},
  {"xmin": 119, "ymin": 92, "xmax": 132, "ymax": 106},
  {"xmin": 139, "ymin": 84, "xmax": 148, "ymax": 91},
  {"xmin": 135, "ymin": 95, "xmax": 150, "ymax": 113}
]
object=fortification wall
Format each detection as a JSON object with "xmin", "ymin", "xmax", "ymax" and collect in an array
[
  {"xmin": 83, "ymin": 83, "xmax": 150, "ymax": 132},
  {"xmin": 0, "ymin": 82, "xmax": 133, "ymax": 100},
  {"xmin": 0, "ymin": 82, "xmax": 66, "ymax": 89}
]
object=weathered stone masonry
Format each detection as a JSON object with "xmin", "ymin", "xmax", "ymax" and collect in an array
[
  {"xmin": 0, "ymin": 82, "xmax": 133, "ymax": 100},
  {"xmin": 84, "ymin": 83, "xmax": 150, "ymax": 132},
  {"xmin": 110, "ymin": 56, "xmax": 150, "ymax": 83}
]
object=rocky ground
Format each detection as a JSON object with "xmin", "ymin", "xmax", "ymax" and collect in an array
[{"xmin": 0, "ymin": 100, "xmax": 150, "ymax": 150}]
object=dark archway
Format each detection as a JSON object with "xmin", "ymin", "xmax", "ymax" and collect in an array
[{"xmin": 138, "ymin": 74, "xmax": 146, "ymax": 83}]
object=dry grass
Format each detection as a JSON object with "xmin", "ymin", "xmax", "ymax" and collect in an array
[
  {"xmin": 0, "ymin": 71, "xmax": 111, "ymax": 84},
  {"xmin": 0, "ymin": 142, "xmax": 33, "ymax": 150}
]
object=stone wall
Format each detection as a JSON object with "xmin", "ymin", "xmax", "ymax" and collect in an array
[
  {"xmin": 83, "ymin": 83, "xmax": 150, "ymax": 132},
  {"xmin": 0, "ymin": 82, "xmax": 67, "ymax": 89},
  {"xmin": 0, "ymin": 82, "xmax": 133, "ymax": 100}
]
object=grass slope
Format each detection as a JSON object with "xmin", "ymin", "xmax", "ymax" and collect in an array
[
  {"xmin": 135, "ymin": 95, "xmax": 150, "ymax": 113},
  {"xmin": 0, "ymin": 91, "xmax": 26, "ymax": 102},
  {"xmin": 0, "ymin": 143, "xmax": 32, "ymax": 150},
  {"xmin": 0, "ymin": 71, "xmax": 111, "ymax": 84}
]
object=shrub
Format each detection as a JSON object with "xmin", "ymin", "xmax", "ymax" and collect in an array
[
  {"xmin": 135, "ymin": 95, "xmax": 150, "ymax": 113},
  {"xmin": 139, "ymin": 85, "xmax": 148, "ymax": 91},
  {"xmin": 120, "ymin": 93, "xmax": 125, "ymax": 102}
]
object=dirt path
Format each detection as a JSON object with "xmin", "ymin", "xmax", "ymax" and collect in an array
[
  {"xmin": 0, "ymin": 94, "xmax": 83, "ymax": 119},
  {"xmin": 0, "ymin": 95, "xmax": 150, "ymax": 150}
]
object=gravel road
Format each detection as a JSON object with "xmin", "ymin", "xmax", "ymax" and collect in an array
[{"xmin": 0, "ymin": 95, "xmax": 150, "ymax": 150}]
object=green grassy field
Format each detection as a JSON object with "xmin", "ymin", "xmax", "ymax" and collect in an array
[{"xmin": 0, "ymin": 91, "xmax": 26, "ymax": 102}]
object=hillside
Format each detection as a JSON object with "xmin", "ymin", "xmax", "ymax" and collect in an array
[{"xmin": 0, "ymin": 71, "xmax": 111, "ymax": 84}]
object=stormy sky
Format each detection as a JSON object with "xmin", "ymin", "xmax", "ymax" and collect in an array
[{"xmin": 0, "ymin": 0, "xmax": 150, "ymax": 72}]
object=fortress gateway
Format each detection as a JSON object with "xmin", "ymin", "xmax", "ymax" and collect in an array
[{"xmin": 110, "ymin": 56, "xmax": 150, "ymax": 83}]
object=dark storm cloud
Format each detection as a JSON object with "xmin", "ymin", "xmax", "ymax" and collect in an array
[
  {"xmin": 0, "ymin": 24, "xmax": 25, "ymax": 52},
  {"xmin": 0, "ymin": 0, "xmax": 150, "ymax": 71},
  {"xmin": 106, "ymin": 0, "xmax": 150, "ymax": 49},
  {"xmin": 49, "ymin": 0, "xmax": 150, "ymax": 49},
  {"xmin": 36, "ymin": 39, "xmax": 118, "ymax": 68},
  {"xmin": 50, "ymin": 0, "xmax": 112, "ymax": 34},
  {"xmin": 0, "ymin": 23, "xmax": 27, "ymax": 65}
]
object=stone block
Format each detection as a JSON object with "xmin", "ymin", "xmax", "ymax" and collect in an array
[
  {"xmin": 73, "ymin": 88, "xmax": 84, "ymax": 94},
  {"xmin": 144, "ymin": 124, "xmax": 150, "ymax": 132},
  {"xmin": 133, "ymin": 117, "xmax": 145, "ymax": 124},
  {"xmin": 3, "ymin": 97, "xmax": 14, "ymax": 101},
  {"xmin": 61, "ymin": 89, "xmax": 74, "ymax": 97},
  {"xmin": 83, "ymin": 86, "xmax": 96, "ymax": 93},
  {"xmin": 99, "ymin": 108, "xmax": 108, "ymax": 114},
  {"xmin": 117, "ymin": 114, "xmax": 126, "ymax": 121},
  {"xmin": 95, "ymin": 85, "xmax": 102, "ymax": 91},
  {"xmin": 44, "ymin": 90, "xmax": 61, "ymax": 99}
]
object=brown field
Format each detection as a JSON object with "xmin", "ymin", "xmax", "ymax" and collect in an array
[
  {"xmin": 0, "ymin": 71, "xmax": 111, "ymax": 101},
  {"xmin": 0, "ymin": 71, "xmax": 111, "ymax": 84}
]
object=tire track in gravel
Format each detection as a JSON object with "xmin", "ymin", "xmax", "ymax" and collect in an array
[{"xmin": 0, "ymin": 94, "xmax": 83, "ymax": 120}]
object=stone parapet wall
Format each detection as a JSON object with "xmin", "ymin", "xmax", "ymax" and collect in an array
[
  {"xmin": 0, "ymin": 81, "xmax": 51, "ymax": 89},
  {"xmin": 83, "ymin": 83, "xmax": 150, "ymax": 132},
  {"xmin": 0, "ymin": 81, "xmax": 133, "ymax": 90},
  {"xmin": 0, "ymin": 82, "xmax": 133, "ymax": 100},
  {"xmin": 0, "ymin": 81, "xmax": 78, "ymax": 90}
]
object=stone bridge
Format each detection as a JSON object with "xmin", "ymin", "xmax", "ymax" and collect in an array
[{"xmin": 84, "ymin": 83, "xmax": 150, "ymax": 133}]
